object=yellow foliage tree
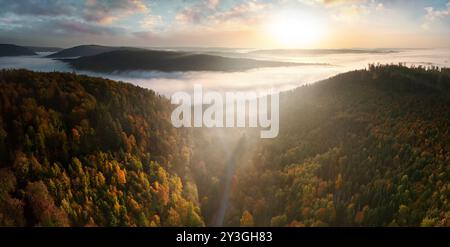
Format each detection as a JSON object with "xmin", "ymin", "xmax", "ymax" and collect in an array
[{"xmin": 240, "ymin": 210, "xmax": 254, "ymax": 227}]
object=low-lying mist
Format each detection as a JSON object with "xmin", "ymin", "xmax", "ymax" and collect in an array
[{"xmin": 0, "ymin": 49, "xmax": 449, "ymax": 96}]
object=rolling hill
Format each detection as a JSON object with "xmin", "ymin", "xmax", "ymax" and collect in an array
[
  {"xmin": 0, "ymin": 65, "xmax": 449, "ymax": 227},
  {"xmin": 0, "ymin": 69, "xmax": 203, "ymax": 226},
  {"xmin": 63, "ymin": 49, "xmax": 310, "ymax": 72},
  {"xmin": 26, "ymin": 46, "xmax": 62, "ymax": 53},
  {"xmin": 46, "ymin": 45, "xmax": 144, "ymax": 58},
  {"xmin": 220, "ymin": 64, "xmax": 450, "ymax": 226},
  {"xmin": 0, "ymin": 44, "xmax": 37, "ymax": 57}
]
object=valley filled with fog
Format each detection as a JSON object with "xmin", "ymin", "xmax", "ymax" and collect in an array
[{"xmin": 1, "ymin": 48, "xmax": 449, "ymax": 96}]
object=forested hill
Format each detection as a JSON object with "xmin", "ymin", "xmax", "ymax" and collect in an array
[
  {"xmin": 0, "ymin": 44, "xmax": 37, "ymax": 57},
  {"xmin": 46, "ymin": 45, "xmax": 143, "ymax": 58},
  {"xmin": 0, "ymin": 69, "xmax": 203, "ymax": 226},
  {"xmin": 63, "ymin": 49, "xmax": 303, "ymax": 72},
  {"xmin": 0, "ymin": 65, "xmax": 449, "ymax": 227},
  {"xmin": 225, "ymin": 65, "xmax": 450, "ymax": 226}
]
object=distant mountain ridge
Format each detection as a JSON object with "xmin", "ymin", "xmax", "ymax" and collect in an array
[
  {"xmin": 62, "ymin": 49, "xmax": 319, "ymax": 72},
  {"xmin": 250, "ymin": 48, "xmax": 398, "ymax": 55},
  {"xmin": 0, "ymin": 44, "xmax": 37, "ymax": 57},
  {"xmin": 26, "ymin": 46, "xmax": 62, "ymax": 52},
  {"xmin": 46, "ymin": 45, "xmax": 144, "ymax": 58}
]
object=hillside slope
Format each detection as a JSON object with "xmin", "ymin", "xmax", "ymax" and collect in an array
[
  {"xmin": 64, "ymin": 49, "xmax": 306, "ymax": 72},
  {"xmin": 0, "ymin": 69, "xmax": 203, "ymax": 226},
  {"xmin": 222, "ymin": 65, "xmax": 450, "ymax": 226},
  {"xmin": 0, "ymin": 44, "xmax": 37, "ymax": 57},
  {"xmin": 46, "ymin": 45, "xmax": 143, "ymax": 58},
  {"xmin": 26, "ymin": 46, "xmax": 62, "ymax": 53},
  {"xmin": 1, "ymin": 66, "xmax": 449, "ymax": 227}
]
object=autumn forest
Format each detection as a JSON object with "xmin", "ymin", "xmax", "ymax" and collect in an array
[{"xmin": 0, "ymin": 64, "xmax": 449, "ymax": 227}]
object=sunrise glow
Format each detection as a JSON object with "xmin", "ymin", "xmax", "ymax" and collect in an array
[{"xmin": 266, "ymin": 10, "xmax": 325, "ymax": 47}]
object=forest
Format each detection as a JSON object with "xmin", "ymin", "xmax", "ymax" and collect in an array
[
  {"xmin": 220, "ymin": 64, "xmax": 450, "ymax": 226},
  {"xmin": 0, "ymin": 69, "xmax": 203, "ymax": 226},
  {"xmin": 0, "ymin": 64, "xmax": 449, "ymax": 226}
]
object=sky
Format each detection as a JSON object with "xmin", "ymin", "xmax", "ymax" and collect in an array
[{"xmin": 0, "ymin": 0, "xmax": 449, "ymax": 49}]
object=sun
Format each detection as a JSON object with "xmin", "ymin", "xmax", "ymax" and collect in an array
[{"xmin": 267, "ymin": 10, "xmax": 325, "ymax": 48}]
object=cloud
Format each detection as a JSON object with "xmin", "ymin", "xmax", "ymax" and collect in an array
[
  {"xmin": 207, "ymin": 0, "xmax": 221, "ymax": 9},
  {"xmin": 175, "ymin": 0, "xmax": 270, "ymax": 32},
  {"xmin": 83, "ymin": 0, "xmax": 149, "ymax": 24},
  {"xmin": 55, "ymin": 19, "xmax": 122, "ymax": 35},
  {"xmin": 0, "ymin": 0, "xmax": 76, "ymax": 16},
  {"xmin": 321, "ymin": 0, "xmax": 361, "ymax": 5},
  {"xmin": 213, "ymin": 1, "xmax": 268, "ymax": 20},
  {"xmin": 140, "ymin": 15, "xmax": 163, "ymax": 29},
  {"xmin": 174, "ymin": 0, "xmax": 224, "ymax": 25},
  {"xmin": 421, "ymin": 2, "xmax": 450, "ymax": 30},
  {"xmin": 175, "ymin": 6, "xmax": 205, "ymax": 24},
  {"xmin": 300, "ymin": 0, "xmax": 364, "ymax": 6},
  {"xmin": 0, "ymin": 0, "xmax": 150, "ymax": 25},
  {"xmin": 326, "ymin": 0, "xmax": 387, "ymax": 23},
  {"xmin": 0, "ymin": 14, "xmax": 25, "ymax": 30},
  {"xmin": 332, "ymin": 4, "xmax": 369, "ymax": 21},
  {"xmin": 0, "ymin": 0, "xmax": 149, "ymax": 45},
  {"xmin": 1, "ymin": 0, "xmax": 444, "ymax": 49},
  {"xmin": 375, "ymin": 3, "xmax": 384, "ymax": 11}
]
